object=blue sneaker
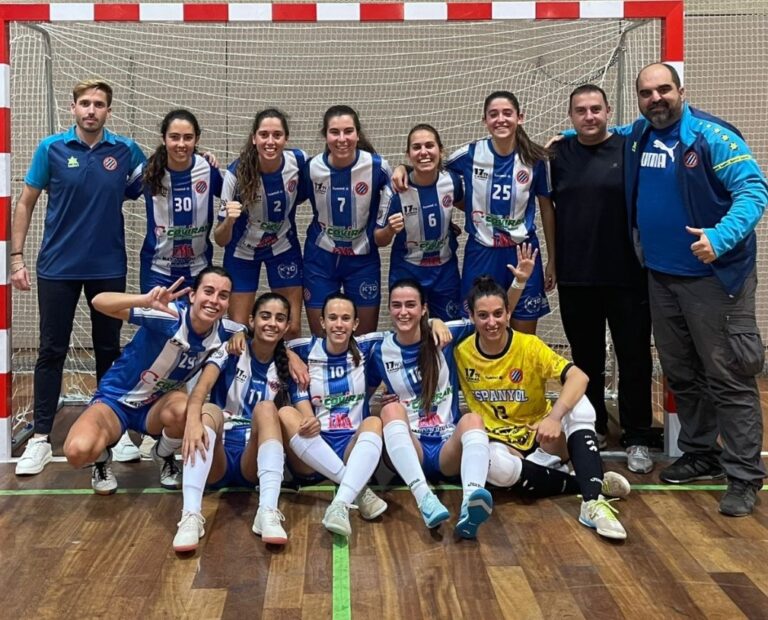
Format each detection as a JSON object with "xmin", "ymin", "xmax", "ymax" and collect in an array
[
  {"xmin": 455, "ymin": 488, "xmax": 493, "ymax": 539},
  {"xmin": 418, "ymin": 491, "xmax": 450, "ymax": 528}
]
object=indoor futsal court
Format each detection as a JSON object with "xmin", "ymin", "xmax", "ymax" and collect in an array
[{"xmin": 2, "ymin": 0, "xmax": 768, "ymax": 618}]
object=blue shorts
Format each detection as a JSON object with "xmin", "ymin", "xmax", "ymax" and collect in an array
[
  {"xmin": 303, "ymin": 245, "xmax": 381, "ymax": 309},
  {"xmin": 287, "ymin": 429, "xmax": 354, "ymax": 483},
  {"xmin": 224, "ymin": 243, "xmax": 303, "ymax": 293},
  {"xmin": 460, "ymin": 235, "xmax": 550, "ymax": 321},
  {"xmin": 388, "ymin": 258, "xmax": 462, "ymax": 321},
  {"xmin": 207, "ymin": 440, "xmax": 254, "ymax": 489},
  {"xmin": 139, "ymin": 268, "xmax": 195, "ymax": 295},
  {"xmin": 91, "ymin": 393, "xmax": 153, "ymax": 435}
]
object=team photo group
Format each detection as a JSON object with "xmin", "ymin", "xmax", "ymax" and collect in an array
[{"xmin": 10, "ymin": 61, "xmax": 767, "ymax": 555}]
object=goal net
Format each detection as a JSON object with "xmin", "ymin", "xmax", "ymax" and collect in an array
[{"xmin": 8, "ymin": 12, "xmax": 664, "ymax": 435}]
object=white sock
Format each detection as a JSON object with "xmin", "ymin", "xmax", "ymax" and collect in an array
[
  {"xmin": 383, "ymin": 420, "xmax": 429, "ymax": 504},
  {"xmin": 257, "ymin": 439, "xmax": 284, "ymax": 510},
  {"xmin": 335, "ymin": 432, "xmax": 382, "ymax": 505},
  {"xmin": 487, "ymin": 442, "xmax": 523, "ymax": 487},
  {"xmin": 289, "ymin": 434, "xmax": 346, "ymax": 483},
  {"xmin": 182, "ymin": 426, "xmax": 216, "ymax": 514},
  {"xmin": 460, "ymin": 429, "xmax": 490, "ymax": 501},
  {"xmin": 157, "ymin": 429, "xmax": 183, "ymax": 458}
]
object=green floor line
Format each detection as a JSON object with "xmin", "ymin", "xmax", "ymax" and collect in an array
[
  {"xmin": 1, "ymin": 484, "xmax": 766, "ymax": 497},
  {"xmin": 332, "ymin": 534, "xmax": 351, "ymax": 620}
]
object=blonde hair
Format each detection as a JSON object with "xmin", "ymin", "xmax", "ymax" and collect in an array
[{"xmin": 72, "ymin": 80, "xmax": 113, "ymax": 107}]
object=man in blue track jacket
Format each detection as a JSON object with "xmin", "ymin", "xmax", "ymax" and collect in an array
[{"xmin": 623, "ymin": 63, "xmax": 767, "ymax": 516}]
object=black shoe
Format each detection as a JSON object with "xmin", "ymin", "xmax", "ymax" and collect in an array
[
  {"xmin": 719, "ymin": 478, "xmax": 761, "ymax": 517},
  {"xmin": 659, "ymin": 453, "xmax": 724, "ymax": 484}
]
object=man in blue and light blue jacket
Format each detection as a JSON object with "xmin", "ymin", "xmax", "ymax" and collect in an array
[{"xmin": 622, "ymin": 63, "xmax": 767, "ymax": 516}]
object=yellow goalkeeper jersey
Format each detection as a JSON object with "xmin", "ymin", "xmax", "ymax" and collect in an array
[{"xmin": 454, "ymin": 329, "xmax": 571, "ymax": 451}]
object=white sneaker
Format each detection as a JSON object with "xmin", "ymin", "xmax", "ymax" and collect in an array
[
  {"xmin": 173, "ymin": 511, "xmax": 205, "ymax": 552},
  {"xmin": 151, "ymin": 444, "xmax": 182, "ymax": 489},
  {"xmin": 91, "ymin": 455, "xmax": 118, "ymax": 495},
  {"xmin": 322, "ymin": 500, "xmax": 354, "ymax": 537},
  {"xmin": 139, "ymin": 435, "xmax": 157, "ymax": 460},
  {"xmin": 626, "ymin": 445, "xmax": 654, "ymax": 474},
  {"xmin": 602, "ymin": 471, "xmax": 631, "ymax": 498},
  {"xmin": 252, "ymin": 507, "xmax": 288, "ymax": 545},
  {"xmin": 16, "ymin": 437, "xmax": 53, "ymax": 475},
  {"xmin": 112, "ymin": 432, "xmax": 141, "ymax": 463},
  {"xmin": 356, "ymin": 487, "xmax": 387, "ymax": 520},
  {"xmin": 579, "ymin": 495, "xmax": 627, "ymax": 540}
]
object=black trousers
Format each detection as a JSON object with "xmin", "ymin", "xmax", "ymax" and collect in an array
[
  {"xmin": 558, "ymin": 283, "xmax": 654, "ymax": 445},
  {"xmin": 33, "ymin": 276, "xmax": 125, "ymax": 435}
]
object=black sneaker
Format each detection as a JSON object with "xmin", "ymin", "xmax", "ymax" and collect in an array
[
  {"xmin": 719, "ymin": 478, "xmax": 762, "ymax": 517},
  {"xmin": 659, "ymin": 453, "xmax": 724, "ymax": 484}
]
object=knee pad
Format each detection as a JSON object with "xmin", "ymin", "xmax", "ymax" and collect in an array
[
  {"xmin": 487, "ymin": 442, "xmax": 522, "ymax": 487},
  {"xmin": 561, "ymin": 395, "xmax": 596, "ymax": 437}
]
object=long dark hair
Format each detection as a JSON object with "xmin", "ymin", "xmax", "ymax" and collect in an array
[
  {"xmin": 192, "ymin": 265, "xmax": 232, "ymax": 292},
  {"xmin": 322, "ymin": 105, "xmax": 376, "ymax": 154},
  {"xmin": 321, "ymin": 292, "xmax": 362, "ymax": 367},
  {"xmin": 466, "ymin": 275, "xmax": 509, "ymax": 314},
  {"xmin": 390, "ymin": 279, "xmax": 439, "ymax": 414},
  {"xmin": 237, "ymin": 108, "xmax": 290, "ymax": 206},
  {"xmin": 251, "ymin": 292, "xmax": 292, "ymax": 408},
  {"xmin": 483, "ymin": 91, "xmax": 548, "ymax": 166},
  {"xmin": 144, "ymin": 109, "xmax": 201, "ymax": 196}
]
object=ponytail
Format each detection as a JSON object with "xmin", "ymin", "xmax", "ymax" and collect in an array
[
  {"xmin": 143, "ymin": 145, "xmax": 169, "ymax": 196},
  {"xmin": 418, "ymin": 313, "xmax": 440, "ymax": 414},
  {"xmin": 272, "ymin": 339, "xmax": 291, "ymax": 408}
]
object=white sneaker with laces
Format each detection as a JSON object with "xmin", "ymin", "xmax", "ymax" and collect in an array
[
  {"xmin": 579, "ymin": 495, "xmax": 627, "ymax": 540},
  {"xmin": 173, "ymin": 511, "xmax": 206, "ymax": 552},
  {"xmin": 626, "ymin": 445, "xmax": 654, "ymax": 474},
  {"xmin": 151, "ymin": 444, "xmax": 182, "ymax": 489},
  {"xmin": 602, "ymin": 471, "xmax": 631, "ymax": 498},
  {"xmin": 322, "ymin": 500, "xmax": 354, "ymax": 537},
  {"xmin": 15, "ymin": 437, "xmax": 53, "ymax": 475},
  {"xmin": 91, "ymin": 456, "xmax": 118, "ymax": 495},
  {"xmin": 252, "ymin": 507, "xmax": 288, "ymax": 545},
  {"xmin": 112, "ymin": 432, "xmax": 141, "ymax": 463},
  {"xmin": 356, "ymin": 487, "xmax": 387, "ymax": 520}
]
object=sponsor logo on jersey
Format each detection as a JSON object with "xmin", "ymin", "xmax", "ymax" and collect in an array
[
  {"xmin": 509, "ymin": 368, "xmax": 523, "ymax": 383},
  {"xmin": 329, "ymin": 411, "xmax": 354, "ymax": 430},
  {"xmin": 445, "ymin": 300, "xmax": 460, "ymax": 319},
  {"xmin": 67, "ymin": 156, "xmax": 79, "ymax": 168},
  {"xmin": 355, "ymin": 182, "xmax": 369, "ymax": 195},
  {"xmin": 402, "ymin": 204, "xmax": 417, "ymax": 216},
  {"xmin": 323, "ymin": 224, "xmax": 365, "ymax": 240},
  {"xmin": 168, "ymin": 337, "xmax": 186, "ymax": 349},
  {"xmin": 277, "ymin": 261, "xmax": 299, "ymax": 279},
  {"xmin": 474, "ymin": 211, "xmax": 525, "ymax": 232},
  {"xmin": 523, "ymin": 294, "xmax": 543, "ymax": 314},
  {"xmin": 465, "ymin": 368, "xmax": 481, "ymax": 382},
  {"xmin": 385, "ymin": 360, "xmax": 402, "ymax": 373},
  {"xmin": 314, "ymin": 182, "xmax": 327, "ymax": 195},
  {"xmin": 473, "ymin": 167, "xmax": 489, "ymax": 180},
  {"xmin": 515, "ymin": 170, "xmax": 530, "ymax": 184},
  {"xmin": 259, "ymin": 220, "xmax": 282, "ymax": 233},
  {"xmin": 359, "ymin": 280, "xmax": 379, "ymax": 301},
  {"xmin": 269, "ymin": 380, "xmax": 282, "ymax": 392},
  {"xmin": 472, "ymin": 388, "xmax": 529, "ymax": 403},
  {"xmin": 235, "ymin": 368, "xmax": 248, "ymax": 383},
  {"xmin": 320, "ymin": 392, "xmax": 363, "ymax": 410},
  {"xmin": 167, "ymin": 225, "xmax": 208, "ymax": 239},
  {"xmin": 102, "ymin": 156, "xmax": 118, "ymax": 171},
  {"xmin": 442, "ymin": 194, "xmax": 453, "ymax": 208},
  {"xmin": 683, "ymin": 150, "xmax": 699, "ymax": 168},
  {"xmin": 172, "ymin": 245, "xmax": 194, "ymax": 259},
  {"xmin": 287, "ymin": 179, "xmax": 298, "ymax": 193},
  {"xmin": 195, "ymin": 180, "xmax": 208, "ymax": 194},
  {"xmin": 332, "ymin": 246, "xmax": 356, "ymax": 256}
]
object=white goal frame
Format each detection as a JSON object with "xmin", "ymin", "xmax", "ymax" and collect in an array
[{"xmin": 0, "ymin": 0, "xmax": 685, "ymax": 460}]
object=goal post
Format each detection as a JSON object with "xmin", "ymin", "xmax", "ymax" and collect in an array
[{"xmin": 0, "ymin": 0, "xmax": 685, "ymax": 461}]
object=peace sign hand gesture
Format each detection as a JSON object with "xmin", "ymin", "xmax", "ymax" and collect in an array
[{"xmin": 144, "ymin": 277, "xmax": 191, "ymax": 318}]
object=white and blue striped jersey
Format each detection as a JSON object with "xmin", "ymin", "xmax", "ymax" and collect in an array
[
  {"xmin": 305, "ymin": 150, "xmax": 391, "ymax": 256},
  {"xmin": 127, "ymin": 154, "xmax": 222, "ymax": 280},
  {"xmin": 220, "ymin": 148, "xmax": 308, "ymax": 260},
  {"xmin": 376, "ymin": 169, "xmax": 463, "ymax": 267},
  {"xmin": 367, "ymin": 322, "xmax": 473, "ymax": 439},
  {"xmin": 96, "ymin": 302, "xmax": 244, "ymax": 409},
  {"xmin": 447, "ymin": 138, "xmax": 549, "ymax": 248},
  {"xmin": 288, "ymin": 332, "xmax": 384, "ymax": 432},
  {"xmin": 206, "ymin": 341, "xmax": 305, "ymax": 448}
]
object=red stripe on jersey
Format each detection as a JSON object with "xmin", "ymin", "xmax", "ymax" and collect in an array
[
  {"xmin": 184, "ymin": 3, "xmax": 229, "ymax": 22},
  {"xmin": 273, "ymin": 3, "xmax": 317, "ymax": 22},
  {"xmin": 535, "ymin": 2, "xmax": 580, "ymax": 19},
  {"xmin": 447, "ymin": 2, "xmax": 492, "ymax": 20},
  {"xmin": 360, "ymin": 3, "xmax": 404, "ymax": 21},
  {"xmin": 94, "ymin": 4, "xmax": 140, "ymax": 21}
]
